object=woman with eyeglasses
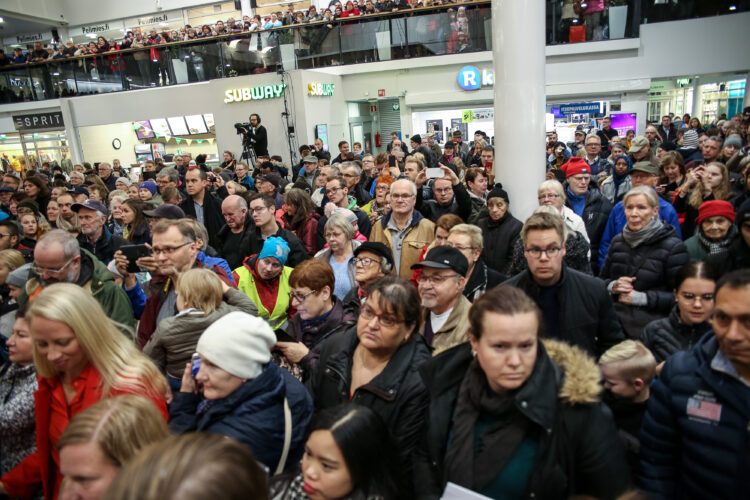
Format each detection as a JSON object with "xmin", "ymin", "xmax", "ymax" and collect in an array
[
  {"xmin": 342, "ymin": 241, "xmax": 393, "ymax": 317},
  {"xmin": 641, "ymin": 261, "xmax": 717, "ymax": 365},
  {"xmin": 274, "ymin": 259, "xmax": 355, "ymax": 381},
  {"xmin": 601, "ymin": 186, "xmax": 689, "ymax": 339},
  {"xmin": 314, "ymin": 212, "xmax": 360, "ymax": 301},
  {"xmin": 0, "ymin": 284, "xmax": 168, "ymax": 500},
  {"xmin": 307, "ymin": 275, "xmax": 430, "ymax": 493},
  {"xmin": 537, "ymin": 179, "xmax": 589, "ymax": 242}
]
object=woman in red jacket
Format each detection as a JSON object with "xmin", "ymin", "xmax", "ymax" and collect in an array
[
  {"xmin": 0, "ymin": 283, "xmax": 168, "ymax": 500},
  {"xmin": 282, "ymin": 188, "xmax": 320, "ymax": 258}
]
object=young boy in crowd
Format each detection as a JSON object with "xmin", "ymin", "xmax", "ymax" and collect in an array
[{"xmin": 599, "ymin": 340, "xmax": 656, "ymax": 478}]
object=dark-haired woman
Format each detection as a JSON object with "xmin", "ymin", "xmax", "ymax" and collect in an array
[
  {"xmin": 22, "ymin": 176, "xmax": 50, "ymax": 216},
  {"xmin": 473, "ymin": 184, "xmax": 523, "ymax": 274},
  {"xmin": 282, "ymin": 188, "xmax": 320, "ymax": 258},
  {"xmin": 271, "ymin": 404, "xmax": 407, "ymax": 500},
  {"xmin": 414, "ymin": 285, "xmax": 629, "ymax": 499},
  {"xmin": 307, "ymin": 276, "xmax": 431, "ymax": 488},
  {"xmin": 121, "ymin": 199, "xmax": 151, "ymax": 244},
  {"xmin": 641, "ymin": 261, "xmax": 717, "ymax": 364}
]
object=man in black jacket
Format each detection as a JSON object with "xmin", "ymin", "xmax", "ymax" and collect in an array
[
  {"xmin": 247, "ymin": 193, "xmax": 307, "ymax": 267},
  {"xmin": 341, "ymin": 162, "xmax": 372, "ymax": 206},
  {"xmin": 415, "ymin": 165, "xmax": 472, "ymax": 223},
  {"xmin": 217, "ymin": 195, "xmax": 255, "ymax": 270},
  {"xmin": 504, "ymin": 212, "xmax": 624, "ymax": 357},
  {"xmin": 242, "ymin": 113, "xmax": 268, "ymax": 157},
  {"xmin": 179, "ymin": 167, "xmax": 225, "ymax": 251}
]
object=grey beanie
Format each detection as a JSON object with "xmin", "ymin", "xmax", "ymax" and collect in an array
[{"xmin": 6, "ymin": 263, "xmax": 31, "ymax": 289}]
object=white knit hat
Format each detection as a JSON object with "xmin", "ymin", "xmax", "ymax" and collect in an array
[{"xmin": 196, "ymin": 311, "xmax": 276, "ymax": 380}]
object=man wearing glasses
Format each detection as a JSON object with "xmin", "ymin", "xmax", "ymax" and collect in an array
[
  {"xmin": 415, "ymin": 164, "xmax": 472, "ymax": 223},
  {"xmin": 246, "ymin": 193, "xmax": 307, "ymax": 267},
  {"xmin": 504, "ymin": 213, "xmax": 623, "ymax": 358},
  {"xmin": 96, "ymin": 162, "xmax": 118, "ymax": 192},
  {"xmin": 19, "ymin": 229, "xmax": 134, "ymax": 329},
  {"xmin": 315, "ymin": 176, "xmax": 371, "ymax": 250},
  {"xmin": 412, "ymin": 246, "xmax": 471, "ymax": 351}
]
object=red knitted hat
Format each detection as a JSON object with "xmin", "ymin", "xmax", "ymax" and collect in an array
[
  {"xmin": 561, "ymin": 157, "xmax": 590, "ymax": 178},
  {"xmin": 696, "ymin": 200, "xmax": 735, "ymax": 225}
]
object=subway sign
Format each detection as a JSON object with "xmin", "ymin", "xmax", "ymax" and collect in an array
[
  {"xmin": 308, "ymin": 82, "xmax": 335, "ymax": 96},
  {"xmin": 223, "ymin": 84, "xmax": 287, "ymax": 103},
  {"xmin": 457, "ymin": 65, "xmax": 494, "ymax": 91}
]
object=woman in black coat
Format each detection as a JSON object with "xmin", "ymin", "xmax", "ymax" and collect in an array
[
  {"xmin": 473, "ymin": 184, "xmax": 523, "ymax": 275},
  {"xmin": 306, "ymin": 276, "xmax": 431, "ymax": 489},
  {"xmin": 413, "ymin": 286, "xmax": 629, "ymax": 500},
  {"xmin": 601, "ymin": 186, "xmax": 689, "ymax": 339}
]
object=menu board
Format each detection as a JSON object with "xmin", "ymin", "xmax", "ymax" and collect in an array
[
  {"xmin": 134, "ymin": 120, "xmax": 155, "ymax": 139},
  {"xmin": 167, "ymin": 117, "xmax": 190, "ymax": 136},
  {"xmin": 203, "ymin": 113, "xmax": 215, "ymax": 129},
  {"xmin": 150, "ymin": 118, "xmax": 171, "ymax": 137},
  {"xmin": 185, "ymin": 115, "xmax": 208, "ymax": 135}
]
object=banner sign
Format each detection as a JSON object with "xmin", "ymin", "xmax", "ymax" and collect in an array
[
  {"xmin": 559, "ymin": 102, "xmax": 601, "ymax": 115},
  {"xmin": 13, "ymin": 112, "xmax": 64, "ymax": 131}
]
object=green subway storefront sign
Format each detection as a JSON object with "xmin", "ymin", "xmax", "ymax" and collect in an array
[{"xmin": 224, "ymin": 84, "xmax": 287, "ymax": 103}]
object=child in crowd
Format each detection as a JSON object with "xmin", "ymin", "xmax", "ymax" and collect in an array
[
  {"xmin": 599, "ymin": 340, "xmax": 657, "ymax": 478},
  {"xmin": 139, "ymin": 180, "xmax": 157, "ymax": 202},
  {"xmin": 160, "ymin": 186, "xmax": 182, "ymax": 205}
]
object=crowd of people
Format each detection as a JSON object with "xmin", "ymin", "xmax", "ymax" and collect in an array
[{"xmin": 0, "ymin": 108, "xmax": 748, "ymax": 499}]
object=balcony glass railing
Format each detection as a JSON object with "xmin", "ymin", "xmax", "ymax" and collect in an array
[{"xmin": 0, "ymin": 0, "xmax": 745, "ymax": 103}]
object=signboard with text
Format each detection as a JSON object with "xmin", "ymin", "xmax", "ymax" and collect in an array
[
  {"xmin": 610, "ymin": 113, "xmax": 637, "ymax": 137},
  {"xmin": 559, "ymin": 102, "xmax": 602, "ymax": 115},
  {"xmin": 13, "ymin": 112, "xmax": 64, "ymax": 131}
]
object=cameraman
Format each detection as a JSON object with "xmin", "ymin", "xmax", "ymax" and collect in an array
[{"xmin": 236, "ymin": 113, "xmax": 268, "ymax": 157}]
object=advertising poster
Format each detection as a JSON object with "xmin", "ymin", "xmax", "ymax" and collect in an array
[
  {"xmin": 610, "ymin": 113, "xmax": 637, "ymax": 137},
  {"xmin": 451, "ymin": 119, "xmax": 468, "ymax": 142},
  {"xmin": 426, "ymin": 119, "xmax": 443, "ymax": 143}
]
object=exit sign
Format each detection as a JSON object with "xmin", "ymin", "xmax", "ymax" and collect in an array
[{"xmin": 378, "ymin": 89, "xmax": 385, "ymax": 97}]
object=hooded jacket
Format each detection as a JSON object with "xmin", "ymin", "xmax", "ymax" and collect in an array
[
  {"xmin": 169, "ymin": 362, "xmax": 312, "ymax": 474},
  {"xmin": 640, "ymin": 305, "xmax": 712, "ymax": 363},
  {"xmin": 369, "ymin": 210, "xmax": 435, "ymax": 278},
  {"xmin": 640, "ymin": 333, "xmax": 750, "ymax": 500},
  {"xmin": 475, "ymin": 212, "xmax": 523, "ymax": 275},
  {"xmin": 414, "ymin": 340, "xmax": 629, "ymax": 500}
]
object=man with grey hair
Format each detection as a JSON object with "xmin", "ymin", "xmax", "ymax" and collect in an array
[
  {"xmin": 218, "ymin": 194, "xmax": 253, "ymax": 270},
  {"xmin": 69, "ymin": 171, "xmax": 85, "ymax": 187},
  {"xmin": 369, "ymin": 179, "xmax": 435, "ymax": 278},
  {"xmin": 97, "ymin": 161, "xmax": 118, "ymax": 191},
  {"xmin": 582, "ymin": 133, "xmax": 612, "ymax": 178},
  {"xmin": 341, "ymin": 161, "xmax": 372, "ymax": 206},
  {"xmin": 156, "ymin": 167, "xmax": 184, "ymax": 200},
  {"xmin": 19, "ymin": 229, "xmax": 134, "ymax": 327}
]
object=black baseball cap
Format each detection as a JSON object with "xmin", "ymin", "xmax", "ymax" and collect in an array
[
  {"xmin": 411, "ymin": 246, "xmax": 468, "ymax": 276},
  {"xmin": 354, "ymin": 242, "xmax": 394, "ymax": 269},
  {"xmin": 143, "ymin": 204, "xmax": 185, "ymax": 219}
]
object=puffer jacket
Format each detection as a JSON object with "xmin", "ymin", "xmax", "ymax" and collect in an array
[
  {"xmin": 565, "ymin": 187, "xmax": 612, "ymax": 273},
  {"xmin": 640, "ymin": 305, "xmax": 712, "ymax": 363},
  {"xmin": 414, "ymin": 340, "xmax": 629, "ymax": 500},
  {"xmin": 0, "ymin": 363, "xmax": 37, "ymax": 478},
  {"xmin": 369, "ymin": 210, "xmax": 435, "ymax": 278},
  {"xmin": 600, "ymin": 222, "xmax": 689, "ymax": 314},
  {"xmin": 306, "ymin": 327, "xmax": 431, "ymax": 482},
  {"xmin": 639, "ymin": 333, "xmax": 750, "ymax": 500},
  {"xmin": 169, "ymin": 362, "xmax": 313, "ymax": 474},
  {"xmin": 706, "ymin": 235, "xmax": 750, "ymax": 278},
  {"xmin": 143, "ymin": 289, "xmax": 259, "ymax": 378},
  {"xmin": 475, "ymin": 212, "xmax": 523, "ymax": 275}
]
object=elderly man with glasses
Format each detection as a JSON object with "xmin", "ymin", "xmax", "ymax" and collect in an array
[
  {"xmin": 19, "ymin": 229, "xmax": 134, "ymax": 330},
  {"xmin": 96, "ymin": 161, "xmax": 118, "ymax": 192}
]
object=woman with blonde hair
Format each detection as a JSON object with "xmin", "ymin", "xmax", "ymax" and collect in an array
[
  {"xmin": 0, "ymin": 283, "xmax": 168, "ymax": 500},
  {"xmin": 0, "ymin": 249, "xmax": 26, "ymax": 337},
  {"xmin": 58, "ymin": 395, "xmax": 170, "ymax": 500}
]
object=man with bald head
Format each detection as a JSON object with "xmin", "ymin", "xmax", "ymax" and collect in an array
[{"xmin": 217, "ymin": 194, "xmax": 253, "ymax": 270}]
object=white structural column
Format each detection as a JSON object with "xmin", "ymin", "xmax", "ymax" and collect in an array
[{"xmin": 491, "ymin": 0, "xmax": 546, "ymax": 221}]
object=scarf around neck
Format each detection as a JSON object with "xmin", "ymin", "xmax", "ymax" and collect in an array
[
  {"xmin": 698, "ymin": 224, "xmax": 737, "ymax": 255},
  {"xmin": 622, "ymin": 216, "xmax": 663, "ymax": 248}
]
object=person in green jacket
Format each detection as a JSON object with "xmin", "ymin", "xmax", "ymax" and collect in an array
[{"xmin": 18, "ymin": 229, "xmax": 135, "ymax": 335}]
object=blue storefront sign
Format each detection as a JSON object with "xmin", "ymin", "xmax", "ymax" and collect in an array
[
  {"xmin": 457, "ymin": 66, "xmax": 494, "ymax": 91},
  {"xmin": 559, "ymin": 102, "xmax": 601, "ymax": 115}
]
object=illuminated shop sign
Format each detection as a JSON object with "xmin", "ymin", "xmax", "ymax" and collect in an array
[
  {"xmin": 223, "ymin": 84, "xmax": 287, "ymax": 103},
  {"xmin": 457, "ymin": 65, "xmax": 494, "ymax": 91},
  {"xmin": 308, "ymin": 82, "xmax": 335, "ymax": 96}
]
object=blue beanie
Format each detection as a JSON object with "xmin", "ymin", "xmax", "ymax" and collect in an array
[
  {"xmin": 139, "ymin": 180, "xmax": 157, "ymax": 195},
  {"xmin": 258, "ymin": 236, "xmax": 290, "ymax": 266}
]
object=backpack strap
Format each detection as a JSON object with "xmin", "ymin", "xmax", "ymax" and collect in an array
[{"xmin": 274, "ymin": 397, "xmax": 292, "ymax": 476}]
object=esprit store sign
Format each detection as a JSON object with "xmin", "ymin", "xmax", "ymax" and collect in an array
[
  {"xmin": 457, "ymin": 65, "xmax": 494, "ymax": 91},
  {"xmin": 307, "ymin": 82, "xmax": 335, "ymax": 96},
  {"xmin": 13, "ymin": 112, "xmax": 64, "ymax": 131},
  {"xmin": 223, "ymin": 84, "xmax": 287, "ymax": 103}
]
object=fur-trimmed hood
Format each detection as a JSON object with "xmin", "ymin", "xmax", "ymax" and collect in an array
[{"xmin": 542, "ymin": 338, "xmax": 602, "ymax": 404}]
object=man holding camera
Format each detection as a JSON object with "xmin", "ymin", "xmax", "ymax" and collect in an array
[{"xmin": 237, "ymin": 113, "xmax": 268, "ymax": 158}]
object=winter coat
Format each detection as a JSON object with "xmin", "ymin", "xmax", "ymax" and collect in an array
[
  {"xmin": 600, "ymin": 223, "xmax": 689, "ymax": 316},
  {"xmin": 179, "ymin": 190, "xmax": 226, "ymax": 251},
  {"xmin": 640, "ymin": 305, "xmax": 713, "ymax": 364},
  {"xmin": 639, "ymin": 333, "xmax": 750, "ymax": 500},
  {"xmin": 247, "ymin": 225, "xmax": 309, "ymax": 268},
  {"xmin": 418, "ymin": 294, "xmax": 472, "ymax": 353},
  {"xmin": 19, "ymin": 249, "xmax": 134, "ymax": 331},
  {"xmin": 414, "ymin": 340, "xmax": 630, "ymax": 500},
  {"xmin": 369, "ymin": 210, "xmax": 435, "ymax": 278},
  {"xmin": 463, "ymin": 259, "xmax": 505, "ymax": 302},
  {"xmin": 170, "ymin": 362, "xmax": 312, "ymax": 474},
  {"xmin": 504, "ymin": 265, "xmax": 624, "ymax": 357},
  {"xmin": 600, "ymin": 174, "xmax": 632, "ymax": 204},
  {"xmin": 281, "ymin": 212, "xmax": 320, "ymax": 258},
  {"xmin": 416, "ymin": 182, "xmax": 473, "ymax": 223},
  {"xmin": 307, "ymin": 327, "xmax": 431, "ymax": 480},
  {"xmin": 565, "ymin": 187, "xmax": 612, "ymax": 273},
  {"xmin": 507, "ymin": 230, "xmax": 592, "ymax": 276},
  {"xmin": 216, "ymin": 214, "xmax": 256, "ymax": 271},
  {"xmin": 143, "ymin": 289, "xmax": 259, "ymax": 378},
  {"xmin": 0, "ymin": 363, "xmax": 37, "ymax": 478},
  {"xmin": 474, "ymin": 212, "xmax": 523, "ymax": 275},
  {"xmin": 706, "ymin": 235, "xmax": 750, "ymax": 278}
]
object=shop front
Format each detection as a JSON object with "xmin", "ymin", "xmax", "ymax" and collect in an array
[{"xmin": 3, "ymin": 110, "xmax": 71, "ymax": 172}]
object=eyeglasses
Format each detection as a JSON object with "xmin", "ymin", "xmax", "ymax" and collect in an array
[
  {"xmin": 418, "ymin": 273, "xmax": 460, "ymax": 285},
  {"xmin": 375, "ymin": 185, "xmax": 390, "ymax": 192},
  {"xmin": 0, "ymin": 233, "xmax": 9, "ymax": 238},
  {"xmin": 152, "ymin": 241, "xmax": 191, "ymax": 256},
  {"xmin": 32, "ymin": 256, "xmax": 76, "ymax": 276},
  {"xmin": 352, "ymin": 257, "xmax": 376, "ymax": 267},
  {"xmin": 359, "ymin": 305, "xmax": 402, "ymax": 328},
  {"xmin": 249, "ymin": 206, "xmax": 269, "ymax": 214},
  {"xmin": 679, "ymin": 292, "xmax": 714, "ymax": 303},
  {"xmin": 524, "ymin": 246, "xmax": 562, "ymax": 259},
  {"xmin": 447, "ymin": 243, "xmax": 475, "ymax": 252},
  {"xmin": 585, "ymin": 142, "xmax": 601, "ymax": 147},
  {"xmin": 289, "ymin": 289, "xmax": 317, "ymax": 303},
  {"xmin": 342, "ymin": 173, "xmax": 357, "ymax": 178},
  {"xmin": 390, "ymin": 193, "xmax": 414, "ymax": 200},
  {"xmin": 538, "ymin": 193, "xmax": 560, "ymax": 201}
]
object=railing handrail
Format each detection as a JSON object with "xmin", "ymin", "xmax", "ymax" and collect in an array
[{"xmin": 2, "ymin": 0, "xmax": 492, "ymax": 70}]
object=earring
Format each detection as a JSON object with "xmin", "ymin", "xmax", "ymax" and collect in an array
[{"xmin": 471, "ymin": 350, "xmax": 477, "ymax": 357}]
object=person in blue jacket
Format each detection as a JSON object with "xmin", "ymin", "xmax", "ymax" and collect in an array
[
  {"xmin": 169, "ymin": 311, "xmax": 313, "ymax": 474},
  {"xmin": 598, "ymin": 161, "xmax": 681, "ymax": 270},
  {"xmin": 639, "ymin": 269, "xmax": 750, "ymax": 500}
]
